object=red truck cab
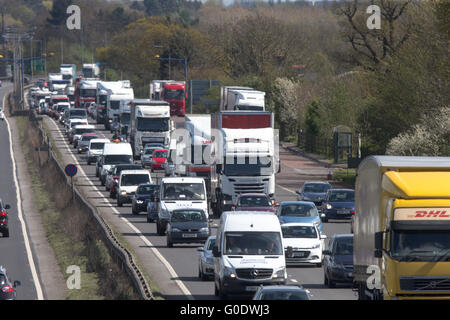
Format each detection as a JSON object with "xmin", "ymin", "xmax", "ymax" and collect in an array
[{"xmin": 162, "ymin": 82, "xmax": 186, "ymax": 116}]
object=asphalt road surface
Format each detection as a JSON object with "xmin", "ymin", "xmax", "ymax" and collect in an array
[
  {"xmin": 0, "ymin": 84, "xmax": 38, "ymax": 300},
  {"xmin": 44, "ymin": 111, "xmax": 356, "ymax": 300}
]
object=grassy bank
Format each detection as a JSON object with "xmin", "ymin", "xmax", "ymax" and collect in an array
[
  {"xmin": 332, "ymin": 168, "xmax": 356, "ymax": 188},
  {"xmin": 16, "ymin": 115, "xmax": 139, "ymax": 300}
]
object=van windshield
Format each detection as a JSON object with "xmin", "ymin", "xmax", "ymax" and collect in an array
[
  {"xmin": 224, "ymin": 232, "xmax": 282, "ymax": 255},
  {"xmin": 171, "ymin": 210, "xmax": 207, "ymax": 223},
  {"xmin": 162, "ymin": 183, "xmax": 205, "ymax": 200},
  {"xmin": 104, "ymin": 155, "xmax": 132, "ymax": 165},
  {"xmin": 90, "ymin": 143, "xmax": 105, "ymax": 150},
  {"xmin": 120, "ymin": 174, "xmax": 150, "ymax": 186}
]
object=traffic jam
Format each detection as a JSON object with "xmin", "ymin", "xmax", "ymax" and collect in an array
[{"xmin": 13, "ymin": 63, "xmax": 450, "ymax": 301}]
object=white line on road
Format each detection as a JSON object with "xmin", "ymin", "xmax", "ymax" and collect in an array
[
  {"xmin": 3, "ymin": 94, "xmax": 44, "ymax": 300},
  {"xmin": 47, "ymin": 118, "xmax": 194, "ymax": 300},
  {"xmin": 277, "ymin": 183, "xmax": 297, "ymax": 195}
]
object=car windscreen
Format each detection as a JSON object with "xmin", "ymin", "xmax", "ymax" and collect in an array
[
  {"xmin": 303, "ymin": 184, "xmax": 330, "ymax": 193},
  {"xmin": 74, "ymin": 128, "xmax": 95, "ymax": 135},
  {"xmin": 144, "ymin": 148, "xmax": 157, "ymax": 155},
  {"xmin": 237, "ymin": 196, "xmax": 271, "ymax": 207},
  {"xmin": 281, "ymin": 225, "xmax": 318, "ymax": 239},
  {"xmin": 259, "ymin": 290, "xmax": 309, "ymax": 300},
  {"xmin": 170, "ymin": 210, "xmax": 207, "ymax": 223},
  {"xmin": 162, "ymin": 183, "xmax": 205, "ymax": 200},
  {"xmin": 137, "ymin": 185, "xmax": 159, "ymax": 195},
  {"xmin": 110, "ymin": 100, "xmax": 120, "ymax": 110},
  {"xmin": 328, "ymin": 191, "xmax": 354, "ymax": 202},
  {"xmin": 120, "ymin": 174, "xmax": 150, "ymax": 186},
  {"xmin": 104, "ymin": 154, "xmax": 133, "ymax": 165},
  {"xmin": 90, "ymin": 142, "xmax": 105, "ymax": 150},
  {"xmin": 224, "ymin": 232, "xmax": 282, "ymax": 255},
  {"xmin": 334, "ymin": 237, "xmax": 354, "ymax": 255},
  {"xmin": 81, "ymin": 135, "xmax": 98, "ymax": 141},
  {"xmin": 280, "ymin": 204, "xmax": 317, "ymax": 217}
]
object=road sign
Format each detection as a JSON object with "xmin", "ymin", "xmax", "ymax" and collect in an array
[{"xmin": 65, "ymin": 164, "xmax": 78, "ymax": 177}]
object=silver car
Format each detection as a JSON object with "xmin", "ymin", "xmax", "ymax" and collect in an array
[
  {"xmin": 141, "ymin": 145, "xmax": 164, "ymax": 168},
  {"xmin": 197, "ymin": 235, "xmax": 216, "ymax": 281}
]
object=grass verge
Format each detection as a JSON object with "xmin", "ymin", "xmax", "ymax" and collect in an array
[{"xmin": 333, "ymin": 168, "xmax": 356, "ymax": 188}]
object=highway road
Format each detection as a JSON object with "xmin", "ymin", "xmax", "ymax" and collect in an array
[
  {"xmin": 0, "ymin": 84, "xmax": 39, "ymax": 300},
  {"xmin": 42, "ymin": 111, "xmax": 356, "ymax": 300}
]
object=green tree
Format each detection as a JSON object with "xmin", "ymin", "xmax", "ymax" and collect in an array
[{"xmin": 47, "ymin": 0, "xmax": 72, "ymax": 25}]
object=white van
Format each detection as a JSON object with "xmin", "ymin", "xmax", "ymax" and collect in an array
[
  {"xmin": 117, "ymin": 170, "xmax": 152, "ymax": 207},
  {"xmin": 87, "ymin": 138, "xmax": 110, "ymax": 165},
  {"xmin": 99, "ymin": 142, "xmax": 133, "ymax": 185},
  {"xmin": 212, "ymin": 211, "xmax": 286, "ymax": 299},
  {"xmin": 156, "ymin": 177, "xmax": 208, "ymax": 236}
]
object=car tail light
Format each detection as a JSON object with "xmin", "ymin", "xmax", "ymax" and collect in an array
[
  {"xmin": 351, "ymin": 210, "xmax": 355, "ymax": 215},
  {"xmin": 1, "ymin": 285, "xmax": 14, "ymax": 293},
  {"xmin": 0, "ymin": 211, "xmax": 7, "ymax": 217}
]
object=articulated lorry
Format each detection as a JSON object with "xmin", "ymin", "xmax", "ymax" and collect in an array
[
  {"xmin": 353, "ymin": 156, "xmax": 450, "ymax": 300},
  {"xmin": 60, "ymin": 64, "xmax": 76, "ymax": 85},
  {"xmin": 75, "ymin": 79, "xmax": 101, "ymax": 108},
  {"xmin": 209, "ymin": 111, "xmax": 279, "ymax": 217},
  {"xmin": 220, "ymin": 86, "xmax": 265, "ymax": 111},
  {"xmin": 150, "ymin": 80, "xmax": 186, "ymax": 116},
  {"xmin": 82, "ymin": 63, "xmax": 100, "ymax": 79},
  {"xmin": 97, "ymin": 81, "xmax": 134, "ymax": 130},
  {"xmin": 129, "ymin": 99, "xmax": 172, "ymax": 159}
]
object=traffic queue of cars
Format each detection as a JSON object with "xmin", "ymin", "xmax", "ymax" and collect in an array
[{"xmin": 27, "ymin": 81, "xmax": 355, "ymax": 300}]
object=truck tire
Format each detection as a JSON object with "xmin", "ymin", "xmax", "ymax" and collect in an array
[{"xmin": 3, "ymin": 229, "xmax": 9, "ymax": 238}]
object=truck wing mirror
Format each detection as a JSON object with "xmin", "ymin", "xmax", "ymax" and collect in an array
[
  {"xmin": 374, "ymin": 231, "xmax": 383, "ymax": 258},
  {"xmin": 216, "ymin": 164, "xmax": 222, "ymax": 174}
]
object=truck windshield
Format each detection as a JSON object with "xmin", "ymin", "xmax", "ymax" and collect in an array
[
  {"xmin": 110, "ymin": 100, "xmax": 120, "ymax": 110},
  {"xmin": 224, "ymin": 156, "xmax": 273, "ymax": 176},
  {"xmin": 120, "ymin": 113, "xmax": 130, "ymax": 124},
  {"xmin": 391, "ymin": 230, "xmax": 450, "ymax": 262},
  {"xmin": 137, "ymin": 118, "xmax": 169, "ymax": 132},
  {"xmin": 224, "ymin": 232, "xmax": 282, "ymax": 255},
  {"xmin": 162, "ymin": 183, "xmax": 205, "ymax": 200},
  {"xmin": 164, "ymin": 89, "xmax": 184, "ymax": 100},
  {"xmin": 104, "ymin": 155, "xmax": 133, "ymax": 165},
  {"xmin": 81, "ymin": 89, "xmax": 96, "ymax": 98}
]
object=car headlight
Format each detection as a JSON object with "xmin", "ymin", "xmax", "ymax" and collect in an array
[
  {"xmin": 121, "ymin": 191, "xmax": 127, "ymax": 195},
  {"xmin": 272, "ymin": 267, "xmax": 286, "ymax": 279},
  {"xmin": 199, "ymin": 227, "xmax": 209, "ymax": 233},
  {"xmin": 136, "ymin": 200, "xmax": 144, "ymax": 204},
  {"xmin": 171, "ymin": 228, "xmax": 181, "ymax": 232},
  {"xmin": 326, "ymin": 204, "xmax": 333, "ymax": 210},
  {"xmin": 311, "ymin": 243, "xmax": 320, "ymax": 249}
]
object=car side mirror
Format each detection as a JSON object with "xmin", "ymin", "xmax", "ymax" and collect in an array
[
  {"xmin": 322, "ymin": 250, "xmax": 331, "ymax": 255},
  {"xmin": 197, "ymin": 247, "xmax": 204, "ymax": 252},
  {"xmin": 320, "ymin": 234, "xmax": 327, "ymax": 240},
  {"xmin": 13, "ymin": 280, "xmax": 21, "ymax": 288},
  {"xmin": 320, "ymin": 213, "xmax": 326, "ymax": 219},
  {"xmin": 212, "ymin": 246, "xmax": 221, "ymax": 257},
  {"xmin": 5, "ymin": 204, "xmax": 10, "ymax": 210}
]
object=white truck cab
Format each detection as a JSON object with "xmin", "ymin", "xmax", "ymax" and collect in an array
[
  {"xmin": 156, "ymin": 177, "xmax": 208, "ymax": 236},
  {"xmin": 213, "ymin": 211, "xmax": 286, "ymax": 299}
]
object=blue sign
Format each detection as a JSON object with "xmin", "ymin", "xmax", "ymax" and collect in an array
[{"xmin": 65, "ymin": 164, "xmax": 78, "ymax": 177}]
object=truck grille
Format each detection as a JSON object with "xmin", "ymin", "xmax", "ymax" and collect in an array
[
  {"xmin": 400, "ymin": 277, "xmax": 450, "ymax": 291},
  {"xmin": 236, "ymin": 268, "xmax": 273, "ymax": 280},
  {"xmin": 233, "ymin": 183, "xmax": 265, "ymax": 194}
]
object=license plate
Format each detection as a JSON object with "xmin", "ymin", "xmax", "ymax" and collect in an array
[
  {"xmin": 293, "ymin": 252, "xmax": 306, "ymax": 257},
  {"xmin": 337, "ymin": 209, "xmax": 349, "ymax": 214},
  {"xmin": 245, "ymin": 286, "xmax": 259, "ymax": 292},
  {"xmin": 182, "ymin": 233, "xmax": 197, "ymax": 238},
  {"xmin": 347, "ymin": 272, "xmax": 353, "ymax": 277}
]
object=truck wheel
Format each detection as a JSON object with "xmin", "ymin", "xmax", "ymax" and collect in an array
[
  {"xmin": 3, "ymin": 229, "xmax": 9, "ymax": 238},
  {"xmin": 117, "ymin": 198, "xmax": 123, "ymax": 207}
]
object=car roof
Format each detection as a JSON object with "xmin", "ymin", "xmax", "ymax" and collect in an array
[
  {"xmin": 280, "ymin": 222, "xmax": 317, "ymax": 227},
  {"xmin": 238, "ymin": 193, "xmax": 270, "ymax": 197},
  {"xmin": 74, "ymin": 125, "xmax": 95, "ymax": 129},
  {"xmin": 114, "ymin": 164, "xmax": 142, "ymax": 168},
  {"xmin": 258, "ymin": 285, "xmax": 306, "ymax": 291},
  {"xmin": 90, "ymin": 139, "xmax": 110, "ymax": 143},
  {"xmin": 332, "ymin": 233, "xmax": 353, "ymax": 239},
  {"xmin": 279, "ymin": 201, "xmax": 315, "ymax": 206},
  {"xmin": 120, "ymin": 170, "xmax": 150, "ymax": 175},
  {"xmin": 81, "ymin": 132, "xmax": 97, "ymax": 135},
  {"xmin": 137, "ymin": 183, "xmax": 159, "ymax": 187}
]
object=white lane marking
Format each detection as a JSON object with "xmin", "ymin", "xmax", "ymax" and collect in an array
[
  {"xmin": 3, "ymin": 94, "xmax": 44, "ymax": 300},
  {"xmin": 47, "ymin": 118, "xmax": 194, "ymax": 300},
  {"xmin": 277, "ymin": 184, "xmax": 297, "ymax": 195},
  {"xmin": 290, "ymin": 279, "xmax": 298, "ymax": 283}
]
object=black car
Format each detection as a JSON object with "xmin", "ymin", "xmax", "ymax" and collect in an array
[
  {"xmin": 0, "ymin": 200, "xmax": 11, "ymax": 238},
  {"xmin": 323, "ymin": 234, "xmax": 354, "ymax": 288},
  {"xmin": 166, "ymin": 209, "xmax": 210, "ymax": 248},
  {"xmin": 296, "ymin": 181, "xmax": 332, "ymax": 208},
  {"xmin": 132, "ymin": 184, "xmax": 160, "ymax": 215},
  {"xmin": 0, "ymin": 266, "xmax": 21, "ymax": 300}
]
